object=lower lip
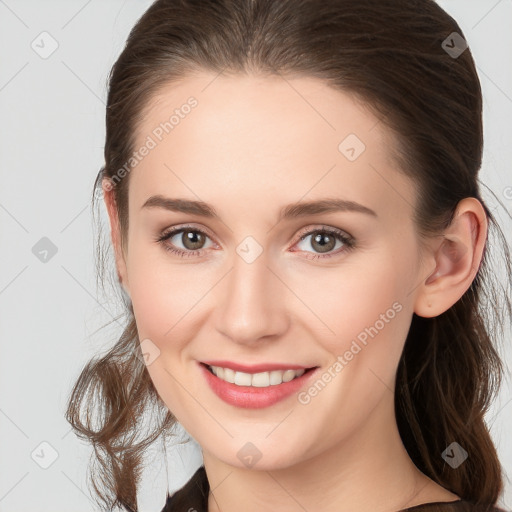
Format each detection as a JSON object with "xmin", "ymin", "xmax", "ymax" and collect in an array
[{"xmin": 199, "ymin": 363, "xmax": 319, "ymax": 409}]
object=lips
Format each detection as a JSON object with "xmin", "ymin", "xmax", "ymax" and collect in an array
[{"xmin": 198, "ymin": 361, "xmax": 320, "ymax": 409}]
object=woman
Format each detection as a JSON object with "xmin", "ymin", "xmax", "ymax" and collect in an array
[{"xmin": 65, "ymin": 1, "xmax": 512, "ymax": 511}]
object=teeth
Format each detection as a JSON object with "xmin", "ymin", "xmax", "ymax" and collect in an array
[{"xmin": 209, "ymin": 366, "xmax": 306, "ymax": 387}]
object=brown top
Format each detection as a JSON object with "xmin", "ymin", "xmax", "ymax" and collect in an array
[{"xmin": 160, "ymin": 465, "xmax": 507, "ymax": 512}]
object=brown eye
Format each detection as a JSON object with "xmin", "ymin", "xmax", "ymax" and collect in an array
[
  {"xmin": 180, "ymin": 229, "xmax": 207, "ymax": 250},
  {"xmin": 156, "ymin": 225, "xmax": 215, "ymax": 258},
  {"xmin": 309, "ymin": 232, "xmax": 337, "ymax": 253},
  {"xmin": 293, "ymin": 227, "xmax": 355, "ymax": 260}
]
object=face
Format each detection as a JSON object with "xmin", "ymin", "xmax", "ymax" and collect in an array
[{"xmin": 111, "ymin": 72, "xmax": 431, "ymax": 470}]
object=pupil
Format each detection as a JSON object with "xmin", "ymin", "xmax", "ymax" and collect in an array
[
  {"xmin": 184, "ymin": 230, "xmax": 204, "ymax": 250},
  {"xmin": 313, "ymin": 233, "xmax": 335, "ymax": 253}
]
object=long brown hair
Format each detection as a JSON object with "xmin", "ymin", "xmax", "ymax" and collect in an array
[{"xmin": 65, "ymin": 1, "xmax": 512, "ymax": 510}]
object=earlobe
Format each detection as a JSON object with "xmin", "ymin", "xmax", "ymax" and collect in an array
[
  {"xmin": 102, "ymin": 179, "xmax": 130, "ymax": 296},
  {"xmin": 414, "ymin": 198, "xmax": 487, "ymax": 318}
]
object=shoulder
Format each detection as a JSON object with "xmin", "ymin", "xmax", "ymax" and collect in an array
[
  {"xmin": 160, "ymin": 465, "xmax": 209, "ymax": 512},
  {"xmin": 401, "ymin": 500, "xmax": 508, "ymax": 512}
]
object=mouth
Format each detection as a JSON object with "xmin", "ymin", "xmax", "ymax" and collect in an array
[
  {"xmin": 198, "ymin": 360, "xmax": 320, "ymax": 408},
  {"xmin": 201, "ymin": 362, "xmax": 318, "ymax": 387}
]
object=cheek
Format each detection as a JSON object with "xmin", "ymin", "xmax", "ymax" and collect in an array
[
  {"xmin": 126, "ymin": 247, "xmax": 209, "ymax": 415},
  {"xmin": 126, "ymin": 240, "xmax": 205, "ymax": 340},
  {"xmin": 292, "ymin": 249, "xmax": 415, "ymax": 404},
  {"xmin": 287, "ymin": 252, "xmax": 411, "ymax": 347},
  {"xmin": 290, "ymin": 254, "xmax": 414, "ymax": 444}
]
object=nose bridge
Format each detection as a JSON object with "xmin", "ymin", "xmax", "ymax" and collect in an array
[{"xmin": 214, "ymin": 240, "xmax": 287, "ymax": 344}]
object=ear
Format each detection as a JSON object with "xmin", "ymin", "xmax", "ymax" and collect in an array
[
  {"xmin": 102, "ymin": 178, "xmax": 130, "ymax": 296},
  {"xmin": 414, "ymin": 197, "xmax": 487, "ymax": 318}
]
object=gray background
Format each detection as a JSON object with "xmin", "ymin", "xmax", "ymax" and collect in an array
[{"xmin": 0, "ymin": 1, "xmax": 511, "ymax": 511}]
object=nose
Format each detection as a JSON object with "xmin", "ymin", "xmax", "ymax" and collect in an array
[{"xmin": 214, "ymin": 248, "xmax": 289, "ymax": 346}]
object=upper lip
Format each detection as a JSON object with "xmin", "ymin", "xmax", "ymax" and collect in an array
[{"xmin": 201, "ymin": 360, "xmax": 317, "ymax": 373}]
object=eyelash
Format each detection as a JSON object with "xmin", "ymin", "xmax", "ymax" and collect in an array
[{"xmin": 155, "ymin": 224, "xmax": 356, "ymax": 260}]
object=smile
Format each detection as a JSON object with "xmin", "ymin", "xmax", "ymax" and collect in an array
[
  {"xmin": 208, "ymin": 365, "xmax": 306, "ymax": 387},
  {"xmin": 199, "ymin": 362, "xmax": 319, "ymax": 409}
]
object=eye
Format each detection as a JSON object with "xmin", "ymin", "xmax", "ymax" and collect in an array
[
  {"xmin": 155, "ymin": 224, "xmax": 355, "ymax": 260},
  {"xmin": 291, "ymin": 226, "xmax": 355, "ymax": 260},
  {"xmin": 156, "ymin": 224, "xmax": 216, "ymax": 258}
]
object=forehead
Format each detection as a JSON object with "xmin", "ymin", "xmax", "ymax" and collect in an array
[
  {"xmin": 129, "ymin": 72, "xmax": 416, "ymax": 224},
  {"xmin": 136, "ymin": 72, "xmax": 388, "ymax": 153}
]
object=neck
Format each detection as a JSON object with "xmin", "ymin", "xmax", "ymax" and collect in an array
[{"xmin": 203, "ymin": 393, "xmax": 439, "ymax": 512}]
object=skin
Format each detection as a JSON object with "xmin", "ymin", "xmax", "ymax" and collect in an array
[{"xmin": 103, "ymin": 72, "xmax": 487, "ymax": 512}]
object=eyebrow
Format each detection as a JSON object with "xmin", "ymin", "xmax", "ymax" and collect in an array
[{"xmin": 141, "ymin": 195, "xmax": 378, "ymax": 220}]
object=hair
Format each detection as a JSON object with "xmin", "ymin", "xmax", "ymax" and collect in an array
[{"xmin": 65, "ymin": 0, "xmax": 512, "ymax": 511}]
